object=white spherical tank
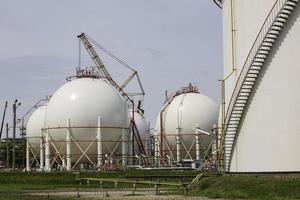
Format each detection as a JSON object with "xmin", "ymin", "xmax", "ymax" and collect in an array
[
  {"xmin": 26, "ymin": 105, "xmax": 47, "ymax": 157},
  {"xmin": 155, "ymin": 92, "xmax": 218, "ymax": 159},
  {"xmin": 45, "ymin": 78, "xmax": 130, "ymax": 163}
]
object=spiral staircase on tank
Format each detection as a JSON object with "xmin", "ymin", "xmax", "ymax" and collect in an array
[{"xmin": 220, "ymin": 0, "xmax": 299, "ymax": 172}]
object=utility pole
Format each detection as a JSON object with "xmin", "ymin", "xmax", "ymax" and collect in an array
[
  {"xmin": 12, "ymin": 99, "xmax": 21, "ymax": 171},
  {"xmin": 6, "ymin": 123, "xmax": 9, "ymax": 169}
]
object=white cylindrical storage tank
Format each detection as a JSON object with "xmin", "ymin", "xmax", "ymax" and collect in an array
[
  {"xmin": 155, "ymin": 89, "xmax": 218, "ymax": 162},
  {"xmin": 45, "ymin": 78, "xmax": 130, "ymax": 167},
  {"xmin": 26, "ymin": 105, "xmax": 47, "ymax": 157},
  {"xmin": 221, "ymin": 0, "xmax": 300, "ymax": 172}
]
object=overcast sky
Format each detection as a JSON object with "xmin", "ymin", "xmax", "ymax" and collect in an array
[{"xmin": 0, "ymin": 0, "xmax": 222, "ymax": 137}]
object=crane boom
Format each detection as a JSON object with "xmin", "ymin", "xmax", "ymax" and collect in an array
[
  {"xmin": 77, "ymin": 33, "xmax": 111, "ymax": 79},
  {"xmin": 0, "ymin": 101, "xmax": 8, "ymax": 139}
]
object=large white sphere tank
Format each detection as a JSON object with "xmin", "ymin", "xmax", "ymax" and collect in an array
[
  {"xmin": 155, "ymin": 92, "xmax": 218, "ymax": 158},
  {"xmin": 45, "ymin": 78, "xmax": 130, "ymax": 162},
  {"xmin": 26, "ymin": 105, "xmax": 47, "ymax": 157}
]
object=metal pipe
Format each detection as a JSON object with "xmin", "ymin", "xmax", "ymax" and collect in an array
[
  {"xmin": 26, "ymin": 138, "xmax": 30, "ymax": 171},
  {"xmin": 154, "ymin": 136, "xmax": 159, "ymax": 166},
  {"xmin": 66, "ymin": 118, "xmax": 72, "ymax": 171},
  {"xmin": 40, "ymin": 135, "xmax": 44, "ymax": 170},
  {"xmin": 122, "ymin": 127, "xmax": 127, "ymax": 166},
  {"xmin": 176, "ymin": 127, "xmax": 181, "ymax": 164},
  {"xmin": 97, "ymin": 116, "xmax": 102, "ymax": 169},
  {"xmin": 45, "ymin": 130, "xmax": 50, "ymax": 171},
  {"xmin": 12, "ymin": 99, "xmax": 20, "ymax": 171},
  {"xmin": 6, "ymin": 123, "xmax": 9, "ymax": 169},
  {"xmin": 195, "ymin": 133, "xmax": 200, "ymax": 160},
  {"xmin": 12, "ymin": 101, "xmax": 16, "ymax": 171}
]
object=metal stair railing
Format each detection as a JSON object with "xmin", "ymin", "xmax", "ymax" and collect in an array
[{"xmin": 223, "ymin": 0, "xmax": 298, "ymax": 172}]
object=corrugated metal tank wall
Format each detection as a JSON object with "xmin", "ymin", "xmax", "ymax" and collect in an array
[{"xmin": 222, "ymin": 0, "xmax": 300, "ymax": 172}]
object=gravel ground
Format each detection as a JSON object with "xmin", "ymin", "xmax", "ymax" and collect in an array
[{"xmin": 24, "ymin": 188, "xmax": 217, "ymax": 200}]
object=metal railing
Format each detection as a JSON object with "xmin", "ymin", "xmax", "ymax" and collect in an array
[{"xmin": 224, "ymin": 0, "xmax": 291, "ymax": 166}]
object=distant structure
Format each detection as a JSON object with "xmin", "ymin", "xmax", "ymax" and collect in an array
[
  {"xmin": 154, "ymin": 84, "xmax": 218, "ymax": 169},
  {"xmin": 217, "ymin": 0, "xmax": 300, "ymax": 172}
]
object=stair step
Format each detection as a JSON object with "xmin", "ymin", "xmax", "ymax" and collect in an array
[
  {"xmin": 226, "ymin": 128, "xmax": 238, "ymax": 132},
  {"xmin": 245, "ymin": 77, "xmax": 256, "ymax": 82},
  {"xmin": 237, "ymin": 97, "xmax": 248, "ymax": 102},
  {"xmin": 278, "ymin": 13, "xmax": 289, "ymax": 19},
  {"xmin": 261, "ymin": 42, "xmax": 273, "ymax": 47},
  {"xmin": 269, "ymin": 29, "xmax": 280, "ymax": 35},
  {"xmin": 225, "ymin": 135, "xmax": 236, "ymax": 139},
  {"xmin": 236, "ymin": 100, "xmax": 247, "ymax": 104},
  {"xmin": 233, "ymin": 107, "xmax": 244, "ymax": 112},
  {"xmin": 282, "ymin": 5, "xmax": 294, "ymax": 12},
  {"xmin": 240, "ymin": 88, "xmax": 251, "ymax": 92},
  {"xmin": 286, "ymin": 1, "xmax": 297, "ymax": 6},
  {"xmin": 276, "ymin": 17, "xmax": 287, "ymax": 23},
  {"xmin": 266, "ymin": 34, "xmax": 277, "ymax": 39},
  {"xmin": 264, "ymin": 38, "xmax": 276, "ymax": 43},
  {"xmin": 249, "ymin": 69, "xmax": 260, "ymax": 73},
  {"xmin": 258, "ymin": 49, "xmax": 269, "ymax": 55},
  {"xmin": 273, "ymin": 21, "xmax": 284, "ymax": 27},
  {"xmin": 270, "ymin": 25, "xmax": 282, "ymax": 31},
  {"xmin": 250, "ymin": 66, "xmax": 262, "ymax": 71},
  {"xmin": 243, "ymin": 81, "xmax": 254, "ymax": 85},
  {"xmin": 246, "ymin": 73, "xmax": 258, "ymax": 78},
  {"xmin": 252, "ymin": 64, "xmax": 263, "ymax": 69},
  {"xmin": 256, "ymin": 53, "xmax": 267, "ymax": 58},
  {"xmin": 230, "ymin": 115, "xmax": 242, "ymax": 119},
  {"xmin": 241, "ymin": 85, "xmax": 253, "ymax": 90}
]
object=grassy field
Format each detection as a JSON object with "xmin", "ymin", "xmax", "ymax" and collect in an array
[
  {"xmin": 189, "ymin": 175, "xmax": 300, "ymax": 200},
  {"xmin": 0, "ymin": 170, "xmax": 196, "ymax": 200},
  {"xmin": 0, "ymin": 171, "xmax": 300, "ymax": 199}
]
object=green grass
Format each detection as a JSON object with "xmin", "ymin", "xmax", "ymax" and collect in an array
[
  {"xmin": 1, "ymin": 171, "xmax": 300, "ymax": 199},
  {"xmin": 189, "ymin": 175, "xmax": 300, "ymax": 200},
  {"xmin": 0, "ymin": 170, "xmax": 195, "ymax": 200}
]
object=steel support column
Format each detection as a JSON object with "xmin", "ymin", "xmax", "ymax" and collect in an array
[
  {"xmin": 40, "ymin": 136, "xmax": 44, "ymax": 170},
  {"xmin": 26, "ymin": 138, "xmax": 30, "ymax": 171},
  {"xmin": 66, "ymin": 119, "xmax": 72, "ymax": 171},
  {"xmin": 97, "ymin": 116, "xmax": 103, "ymax": 169},
  {"xmin": 122, "ymin": 128, "xmax": 127, "ymax": 166},
  {"xmin": 45, "ymin": 130, "xmax": 50, "ymax": 171}
]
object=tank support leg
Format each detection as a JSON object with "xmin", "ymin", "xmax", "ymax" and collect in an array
[
  {"xmin": 154, "ymin": 136, "xmax": 160, "ymax": 166},
  {"xmin": 176, "ymin": 127, "xmax": 181, "ymax": 165},
  {"xmin": 196, "ymin": 133, "xmax": 200, "ymax": 160},
  {"xmin": 26, "ymin": 137, "xmax": 30, "ymax": 172},
  {"xmin": 40, "ymin": 136, "xmax": 44, "ymax": 170},
  {"xmin": 97, "ymin": 116, "xmax": 103, "ymax": 170},
  {"xmin": 45, "ymin": 130, "xmax": 51, "ymax": 172},
  {"xmin": 66, "ymin": 119, "xmax": 72, "ymax": 171},
  {"xmin": 122, "ymin": 128, "xmax": 127, "ymax": 166}
]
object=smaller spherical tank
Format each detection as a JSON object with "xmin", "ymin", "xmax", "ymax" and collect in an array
[
  {"xmin": 155, "ymin": 92, "xmax": 218, "ymax": 158},
  {"xmin": 26, "ymin": 105, "xmax": 47, "ymax": 157}
]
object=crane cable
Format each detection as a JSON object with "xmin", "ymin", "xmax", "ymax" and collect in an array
[
  {"xmin": 85, "ymin": 34, "xmax": 136, "ymax": 72},
  {"xmin": 83, "ymin": 34, "xmax": 145, "ymax": 96}
]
